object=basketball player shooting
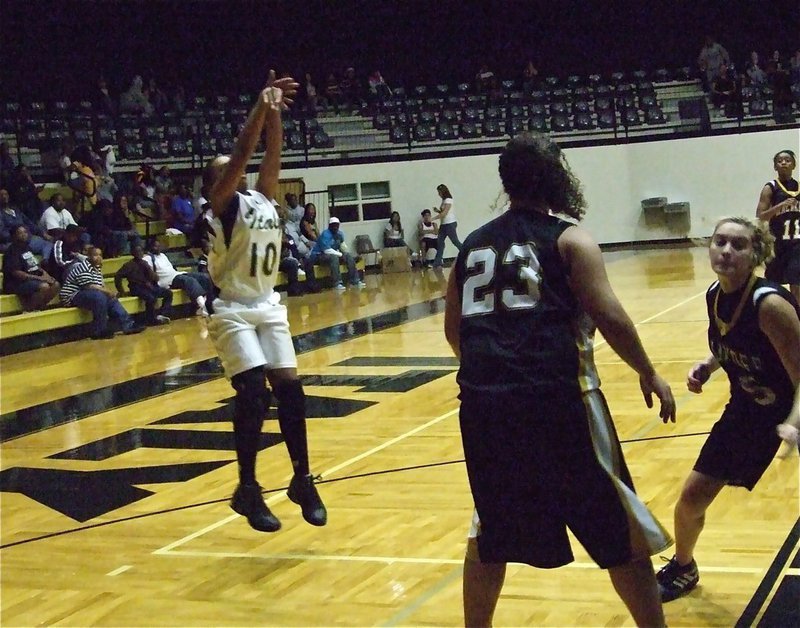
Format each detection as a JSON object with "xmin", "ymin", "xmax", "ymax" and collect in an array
[{"xmin": 202, "ymin": 71, "xmax": 327, "ymax": 532}]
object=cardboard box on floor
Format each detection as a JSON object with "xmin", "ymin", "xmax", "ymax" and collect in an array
[{"xmin": 381, "ymin": 247, "xmax": 410, "ymax": 273}]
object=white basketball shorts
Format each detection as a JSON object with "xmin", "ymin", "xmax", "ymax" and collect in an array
[{"xmin": 207, "ymin": 295, "xmax": 297, "ymax": 379}]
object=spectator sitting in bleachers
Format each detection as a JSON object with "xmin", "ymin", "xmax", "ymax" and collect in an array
[
  {"xmin": 417, "ymin": 209, "xmax": 439, "ymax": 268},
  {"xmin": 300, "ymin": 202, "xmax": 319, "ymax": 242},
  {"xmin": 8, "ymin": 165, "xmax": 44, "ymax": 223},
  {"xmin": 791, "ymin": 48, "xmax": 800, "ymax": 83},
  {"xmin": 2, "ymin": 225, "xmax": 60, "ymax": 311},
  {"xmin": 310, "ymin": 216, "xmax": 364, "ymax": 291},
  {"xmin": 278, "ymin": 204, "xmax": 319, "ymax": 294},
  {"xmin": 154, "ymin": 165, "xmax": 173, "ymax": 218},
  {"xmin": 368, "ymin": 70, "xmax": 392, "ymax": 102},
  {"xmin": 96, "ymin": 170, "xmax": 118, "ymax": 203},
  {"xmin": 84, "ymin": 197, "xmax": 141, "ymax": 257},
  {"xmin": 134, "ymin": 162, "xmax": 159, "ymax": 218},
  {"xmin": 339, "ymin": 66, "xmax": 362, "ymax": 112},
  {"xmin": 43, "ymin": 224, "xmax": 83, "ymax": 284},
  {"xmin": 114, "ymin": 244, "xmax": 171, "ymax": 326},
  {"xmin": 0, "ymin": 188, "xmax": 53, "ymax": 259},
  {"xmin": 771, "ymin": 61, "xmax": 795, "ymax": 120},
  {"xmin": 522, "ymin": 59, "xmax": 540, "ymax": 92},
  {"xmin": 58, "ymin": 139, "xmax": 75, "ymax": 184},
  {"xmin": 476, "ymin": 62, "xmax": 495, "ymax": 93},
  {"xmin": 711, "ymin": 64, "xmax": 735, "ymax": 109},
  {"xmin": 172, "ymin": 85, "xmax": 187, "ymax": 113},
  {"xmin": 325, "ymin": 72, "xmax": 343, "ymax": 114},
  {"xmin": 40, "ymin": 193, "xmax": 79, "ymax": 238},
  {"xmin": 120, "ymin": 75, "xmax": 153, "ymax": 115},
  {"xmin": 383, "ymin": 211, "xmax": 408, "ymax": 248},
  {"xmin": 146, "ymin": 77, "xmax": 169, "ymax": 113},
  {"xmin": 144, "ymin": 238, "xmax": 214, "ymax": 316},
  {"xmin": 0, "ymin": 142, "xmax": 15, "ymax": 190},
  {"xmin": 284, "ymin": 192, "xmax": 304, "ymax": 224},
  {"xmin": 170, "ymin": 183, "xmax": 195, "ymax": 235},
  {"xmin": 304, "ymin": 73, "xmax": 327, "ymax": 113},
  {"xmin": 745, "ymin": 51, "xmax": 768, "ymax": 88},
  {"xmin": 95, "ymin": 76, "xmax": 117, "ymax": 117},
  {"xmin": 60, "ymin": 246, "xmax": 145, "ymax": 339}
]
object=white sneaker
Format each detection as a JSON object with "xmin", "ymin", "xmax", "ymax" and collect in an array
[
  {"xmin": 354, "ymin": 280, "xmax": 366, "ymax": 288},
  {"xmin": 334, "ymin": 282, "xmax": 346, "ymax": 291},
  {"xmin": 298, "ymin": 269, "xmax": 306, "ymax": 278},
  {"xmin": 155, "ymin": 315, "xmax": 170, "ymax": 324},
  {"xmin": 195, "ymin": 295, "xmax": 208, "ymax": 316}
]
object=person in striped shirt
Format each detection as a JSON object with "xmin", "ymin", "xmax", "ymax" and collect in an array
[{"xmin": 59, "ymin": 246, "xmax": 145, "ymax": 339}]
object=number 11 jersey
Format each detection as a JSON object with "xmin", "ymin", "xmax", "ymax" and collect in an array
[{"xmin": 208, "ymin": 190, "xmax": 283, "ymax": 301}]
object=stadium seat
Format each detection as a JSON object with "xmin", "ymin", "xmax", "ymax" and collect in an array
[
  {"xmin": 52, "ymin": 101, "xmax": 69, "ymax": 115},
  {"xmin": 508, "ymin": 104, "xmax": 525, "ymax": 119},
  {"xmin": 373, "ymin": 113, "xmax": 391, "ymax": 130},
  {"xmin": 482, "ymin": 119, "xmax": 503, "ymax": 137},
  {"xmin": 440, "ymin": 109, "xmax": 458, "ymax": 123},
  {"xmin": 572, "ymin": 100, "xmax": 590, "ymax": 115},
  {"xmin": 73, "ymin": 128, "xmax": 92, "ymax": 144},
  {"xmin": 460, "ymin": 122, "xmax": 481, "ymax": 138},
  {"xmin": 413, "ymin": 85, "xmax": 427, "ymax": 98},
  {"xmin": 749, "ymin": 99, "xmax": 770, "ymax": 116},
  {"xmin": 281, "ymin": 118, "xmax": 296, "ymax": 133},
  {"xmin": 446, "ymin": 95, "xmax": 463, "ymax": 109},
  {"xmin": 622, "ymin": 109, "xmax": 641, "ymax": 126},
  {"xmin": 395, "ymin": 112, "xmax": 409, "ymax": 126},
  {"xmin": 639, "ymin": 93, "xmax": 658, "ymax": 109},
  {"xmin": 550, "ymin": 115, "xmax": 570, "ymax": 132},
  {"xmin": 529, "ymin": 90, "xmax": 546, "ymax": 103},
  {"xmin": 389, "ymin": 125, "xmax": 409, "ymax": 143},
  {"xmin": 120, "ymin": 127, "xmax": 140, "ymax": 142},
  {"xmin": 0, "ymin": 118, "xmax": 15, "ymax": 133},
  {"xmin": 143, "ymin": 126, "xmax": 163, "ymax": 141},
  {"xmin": 165, "ymin": 125, "xmax": 184, "ymax": 140},
  {"xmin": 676, "ymin": 66, "xmax": 693, "ymax": 81},
  {"xmin": 216, "ymin": 137, "xmax": 234, "ymax": 153},
  {"xmin": 190, "ymin": 96, "xmax": 208, "ymax": 110},
  {"xmin": 461, "ymin": 107, "xmax": 480, "ymax": 122},
  {"xmin": 392, "ymin": 87, "xmax": 406, "ymax": 98},
  {"xmin": 424, "ymin": 97, "xmax": 442, "ymax": 112},
  {"xmin": 653, "ymin": 68, "xmax": 671, "ymax": 82},
  {"xmin": 506, "ymin": 118, "xmax": 524, "ymax": 135},
  {"xmin": 549, "ymin": 101, "xmax": 568, "ymax": 116},
  {"xmin": 610, "ymin": 71, "xmax": 625, "ymax": 84},
  {"xmin": 573, "ymin": 86, "xmax": 591, "ymax": 99},
  {"xmin": 436, "ymin": 122, "xmax": 457, "ymax": 140},
  {"xmin": 528, "ymin": 115, "xmax": 547, "ymax": 132},
  {"xmin": 544, "ymin": 76, "xmax": 559, "ymax": 88},
  {"xmin": 529, "ymin": 102, "xmax": 546, "ymax": 116},
  {"xmin": 456, "ymin": 83, "xmax": 470, "ymax": 96},
  {"xmin": 567, "ymin": 75, "xmax": 582, "ymax": 88},
  {"xmin": 285, "ymin": 130, "xmax": 305, "ymax": 150},
  {"xmin": 146, "ymin": 141, "xmax": 169, "ymax": 159},
  {"xmin": 435, "ymin": 84, "xmax": 450, "ymax": 97},
  {"xmin": 574, "ymin": 113, "xmax": 595, "ymax": 130},
  {"xmin": 632, "ymin": 70, "xmax": 648, "ymax": 82},
  {"xmin": 723, "ymin": 101, "xmax": 743, "ymax": 119},
  {"xmin": 645, "ymin": 106, "xmax": 667, "ymax": 124},
  {"xmin": 2, "ymin": 102, "xmax": 20, "ymax": 115},
  {"xmin": 311, "ymin": 129, "xmax": 334, "ymax": 148},
  {"xmin": 597, "ymin": 111, "xmax": 616, "ymax": 129},
  {"xmin": 418, "ymin": 110, "xmax": 436, "ymax": 125},
  {"xmin": 168, "ymin": 140, "xmax": 191, "ymax": 157},
  {"xmin": 95, "ymin": 128, "xmax": 115, "ymax": 145},
  {"xmin": 120, "ymin": 141, "xmax": 145, "ymax": 160},
  {"xmin": 501, "ymin": 80, "xmax": 515, "ymax": 92},
  {"xmin": 413, "ymin": 124, "xmax": 435, "ymax": 141},
  {"xmin": 484, "ymin": 106, "xmax": 502, "ymax": 120}
]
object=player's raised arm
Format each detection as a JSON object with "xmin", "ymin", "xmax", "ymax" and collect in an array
[
  {"xmin": 208, "ymin": 74, "xmax": 277, "ymax": 216},
  {"xmin": 256, "ymin": 75, "xmax": 299, "ymax": 201}
]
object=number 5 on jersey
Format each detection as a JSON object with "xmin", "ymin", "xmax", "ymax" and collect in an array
[{"xmin": 462, "ymin": 243, "xmax": 542, "ymax": 316}]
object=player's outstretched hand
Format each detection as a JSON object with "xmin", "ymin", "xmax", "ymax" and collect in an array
[
  {"xmin": 262, "ymin": 69, "xmax": 299, "ymax": 110},
  {"xmin": 640, "ymin": 372, "xmax": 676, "ymax": 423},
  {"xmin": 686, "ymin": 362, "xmax": 711, "ymax": 394}
]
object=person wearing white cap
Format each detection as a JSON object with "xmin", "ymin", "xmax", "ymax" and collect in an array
[{"xmin": 309, "ymin": 216, "xmax": 364, "ymax": 290}]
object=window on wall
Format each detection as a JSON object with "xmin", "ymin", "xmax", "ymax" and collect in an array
[{"xmin": 328, "ymin": 181, "xmax": 391, "ymax": 222}]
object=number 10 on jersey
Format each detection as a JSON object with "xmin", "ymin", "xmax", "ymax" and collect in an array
[{"xmin": 250, "ymin": 242, "xmax": 278, "ymax": 277}]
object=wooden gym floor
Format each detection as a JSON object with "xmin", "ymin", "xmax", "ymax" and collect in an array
[{"xmin": 1, "ymin": 247, "xmax": 798, "ymax": 627}]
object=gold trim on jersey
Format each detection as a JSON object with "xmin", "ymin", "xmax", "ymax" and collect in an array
[
  {"xmin": 775, "ymin": 178, "xmax": 800, "ymax": 198},
  {"xmin": 713, "ymin": 274, "xmax": 757, "ymax": 337}
]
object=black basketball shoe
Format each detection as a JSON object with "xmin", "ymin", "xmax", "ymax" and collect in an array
[
  {"xmin": 230, "ymin": 483, "xmax": 281, "ymax": 532},
  {"xmin": 656, "ymin": 556, "xmax": 699, "ymax": 602},
  {"xmin": 288, "ymin": 474, "xmax": 327, "ymax": 526}
]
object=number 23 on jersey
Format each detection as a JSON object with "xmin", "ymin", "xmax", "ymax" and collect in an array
[{"xmin": 462, "ymin": 243, "xmax": 542, "ymax": 316}]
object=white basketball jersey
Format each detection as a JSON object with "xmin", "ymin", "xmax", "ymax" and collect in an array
[{"xmin": 208, "ymin": 190, "xmax": 283, "ymax": 301}]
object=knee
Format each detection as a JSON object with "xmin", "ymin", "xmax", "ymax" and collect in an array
[{"xmin": 231, "ymin": 367, "xmax": 271, "ymax": 419}]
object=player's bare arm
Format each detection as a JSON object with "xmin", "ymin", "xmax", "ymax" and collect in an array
[
  {"xmin": 256, "ymin": 75, "xmax": 299, "ymax": 200},
  {"xmin": 686, "ymin": 354, "xmax": 720, "ymax": 394},
  {"xmin": 559, "ymin": 225, "xmax": 676, "ymax": 421},
  {"xmin": 759, "ymin": 294, "xmax": 800, "ymax": 389},
  {"xmin": 444, "ymin": 269, "xmax": 462, "ymax": 359},
  {"xmin": 209, "ymin": 79, "xmax": 274, "ymax": 216}
]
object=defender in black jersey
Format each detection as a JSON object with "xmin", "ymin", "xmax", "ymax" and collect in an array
[
  {"xmin": 657, "ymin": 217, "xmax": 800, "ymax": 603},
  {"xmin": 757, "ymin": 149, "xmax": 800, "ymax": 301},
  {"xmin": 445, "ymin": 134, "xmax": 676, "ymax": 628}
]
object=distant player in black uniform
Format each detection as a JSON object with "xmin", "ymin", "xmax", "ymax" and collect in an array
[
  {"xmin": 756, "ymin": 149, "xmax": 800, "ymax": 301},
  {"xmin": 657, "ymin": 217, "xmax": 800, "ymax": 602},
  {"xmin": 444, "ymin": 134, "xmax": 676, "ymax": 628}
]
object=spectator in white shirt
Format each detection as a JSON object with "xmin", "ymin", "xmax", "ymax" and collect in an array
[
  {"xmin": 40, "ymin": 193, "xmax": 79, "ymax": 238},
  {"xmin": 144, "ymin": 238, "xmax": 214, "ymax": 316}
]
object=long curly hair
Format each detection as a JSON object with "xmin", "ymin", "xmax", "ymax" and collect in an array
[
  {"xmin": 498, "ymin": 133, "xmax": 586, "ymax": 220},
  {"xmin": 712, "ymin": 216, "xmax": 774, "ymax": 266}
]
